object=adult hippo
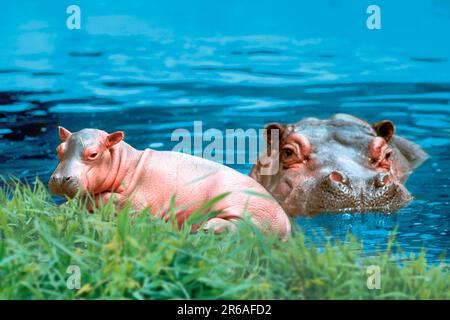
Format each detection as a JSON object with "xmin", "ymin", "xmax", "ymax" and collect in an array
[
  {"xmin": 49, "ymin": 127, "xmax": 291, "ymax": 237},
  {"xmin": 250, "ymin": 114, "xmax": 427, "ymax": 216}
]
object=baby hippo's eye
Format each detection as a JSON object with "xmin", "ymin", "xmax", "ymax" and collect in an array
[
  {"xmin": 84, "ymin": 148, "xmax": 101, "ymax": 161},
  {"xmin": 88, "ymin": 152, "xmax": 98, "ymax": 160}
]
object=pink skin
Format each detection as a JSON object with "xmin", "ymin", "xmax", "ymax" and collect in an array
[{"xmin": 49, "ymin": 127, "xmax": 291, "ymax": 237}]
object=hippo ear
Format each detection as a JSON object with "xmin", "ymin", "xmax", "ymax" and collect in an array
[
  {"xmin": 106, "ymin": 131, "xmax": 125, "ymax": 148},
  {"xmin": 265, "ymin": 123, "xmax": 286, "ymax": 147},
  {"xmin": 58, "ymin": 126, "xmax": 72, "ymax": 142},
  {"xmin": 373, "ymin": 120, "xmax": 395, "ymax": 142},
  {"xmin": 391, "ymin": 136, "xmax": 428, "ymax": 170}
]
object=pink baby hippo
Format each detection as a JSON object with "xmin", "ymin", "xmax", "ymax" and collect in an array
[{"xmin": 49, "ymin": 127, "xmax": 291, "ymax": 237}]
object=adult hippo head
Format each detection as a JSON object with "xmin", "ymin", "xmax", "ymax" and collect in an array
[{"xmin": 250, "ymin": 114, "xmax": 427, "ymax": 216}]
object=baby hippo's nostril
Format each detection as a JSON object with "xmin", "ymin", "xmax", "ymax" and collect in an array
[
  {"xmin": 50, "ymin": 175, "xmax": 62, "ymax": 184},
  {"xmin": 64, "ymin": 176, "xmax": 72, "ymax": 182},
  {"xmin": 375, "ymin": 173, "xmax": 392, "ymax": 188}
]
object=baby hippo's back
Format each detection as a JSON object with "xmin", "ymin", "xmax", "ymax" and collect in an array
[{"xmin": 140, "ymin": 150, "xmax": 291, "ymax": 237}]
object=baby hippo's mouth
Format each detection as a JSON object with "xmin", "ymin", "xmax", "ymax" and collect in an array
[{"xmin": 48, "ymin": 176, "xmax": 84, "ymax": 199}]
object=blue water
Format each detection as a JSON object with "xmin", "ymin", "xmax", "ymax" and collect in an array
[{"xmin": 0, "ymin": 0, "xmax": 449, "ymax": 263}]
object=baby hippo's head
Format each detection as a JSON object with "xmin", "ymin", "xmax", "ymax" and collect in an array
[{"xmin": 49, "ymin": 127, "xmax": 124, "ymax": 198}]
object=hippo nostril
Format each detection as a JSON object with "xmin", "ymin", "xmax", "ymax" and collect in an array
[
  {"xmin": 329, "ymin": 171, "xmax": 347, "ymax": 184},
  {"xmin": 375, "ymin": 173, "xmax": 392, "ymax": 188},
  {"xmin": 64, "ymin": 176, "xmax": 72, "ymax": 181}
]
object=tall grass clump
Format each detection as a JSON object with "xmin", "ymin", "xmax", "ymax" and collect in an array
[{"xmin": 0, "ymin": 179, "xmax": 448, "ymax": 299}]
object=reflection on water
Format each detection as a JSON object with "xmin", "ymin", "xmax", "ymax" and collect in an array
[{"xmin": 0, "ymin": 1, "xmax": 449, "ymax": 263}]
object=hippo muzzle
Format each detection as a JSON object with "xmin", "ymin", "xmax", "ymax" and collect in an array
[
  {"xmin": 49, "ymin": 171, "xmax": 82, "ymax": 198},
  {"xmin": 285, "ymin": 170, "xmax": 412, "ymax": 215}
]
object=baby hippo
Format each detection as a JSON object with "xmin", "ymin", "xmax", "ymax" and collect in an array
[{"xmin": 49, "ymin": 127, "xmax": 291, "ymax": 237}]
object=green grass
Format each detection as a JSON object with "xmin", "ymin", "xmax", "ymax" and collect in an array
[{"xmin": 0, "ymin": 179, "xmax": 448, "ymax": 300}]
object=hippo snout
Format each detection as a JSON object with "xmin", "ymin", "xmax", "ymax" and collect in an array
[
  {"xmin": 49, "ymin": 173, "xmax": 81, "ymax": 198},
  {"xmin": 327, "ymin": 171, "xmax": 392, "ymax": 192},
  {"xmin": 313, "ymin": 171, "xmax": 411, "ymax": 214}
]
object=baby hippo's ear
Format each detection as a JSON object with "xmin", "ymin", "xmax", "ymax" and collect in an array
[
  {"xmin": 58, "ymin": 126, "xmax": 72, "ymax": 142},
  {"xmin": 373, "ymin": 120, "xmax": 395, "ymax": 142},
  {"xmin": 106, "ymin": 131, "xmax": 125, "ymax": 148}
]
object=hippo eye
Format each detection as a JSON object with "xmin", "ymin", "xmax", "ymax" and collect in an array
[
  {"xmin": 88, "ymin": 152, "xmax": 98, "ymax": 160},
  {"xmin": 283, "ymin": 148, "xmax": 294, "ymax": 158},
  {"xmin": 385, "ymin": 151, "xmax": 392, "ymax": 160}
]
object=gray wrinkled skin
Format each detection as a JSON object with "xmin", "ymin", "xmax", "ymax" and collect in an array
[{"xmin": 250, "ymin": 114, "xmax": 428, "ymax": 216}]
